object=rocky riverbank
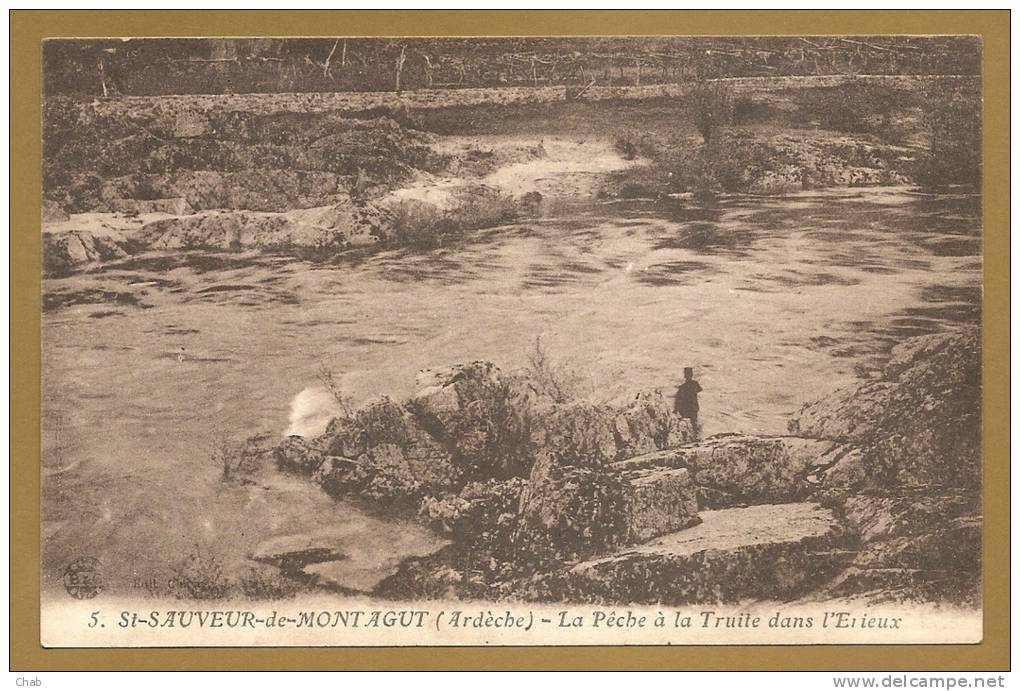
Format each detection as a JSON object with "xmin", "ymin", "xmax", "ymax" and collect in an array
[
  {"xmin": 42, "ymin": 105, "xmax": 554, "ymax": 276},
  {"xmin": 42, "ymin": 75, "xmax": 979, "ymax": 277},
  {"xmin": 242, "ymin": 327, "xmax": 979, "ymax": 606}
]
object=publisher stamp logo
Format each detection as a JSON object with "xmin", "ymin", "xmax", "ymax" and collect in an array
[{"xmin": 63, "ymin": 556, "xmax": 104, "ymax": 599}]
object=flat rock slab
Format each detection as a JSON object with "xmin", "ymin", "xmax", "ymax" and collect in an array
[
  {"xmin": 251, "ymin": 523, "xmax": 450, "ymax": 594},
  {"xmin": 522, "ymin": 503, "xmax": 852, "ymax": 605},
  {"xmin": 628, "ymin": 502, "xmax": 840, "ymax": 556}
]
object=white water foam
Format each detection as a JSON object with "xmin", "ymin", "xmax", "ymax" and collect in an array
[{"xmin": 284, "ymin": 386, "xmax": 342, "ymax": 438}]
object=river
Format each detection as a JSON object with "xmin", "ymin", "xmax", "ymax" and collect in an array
[{"xmin": 41, "ymin": 178, "xmax": 981, "ymax": 594}]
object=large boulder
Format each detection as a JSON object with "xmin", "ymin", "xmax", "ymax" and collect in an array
[
  {"xmin": 314, "ymin": 398, "xmax": 461, "ymax": 505},
  {"xmin": 612, "ymin": 390, "xmax": 696, "ymax": 458},
  {"xmin": 409, "ymin": 362, "xmax": 533, "ymax": 479},
  {"xmin": 379, "ymin": 479, "xmax": 531, "ymax": 601},
  {"xmin": 789, "ymin": 328, "xmax": 980, "ymax": 493},
  {"xmin": 613, "ymin": 434, "xmax": 850, "ymax": 508},
  {"xmin": 42, "ymin": 229, "xmax": 136, "ymax": 277},
  {"xmin": 418, "ymin": 478, "xmax": 528, "ymax": 550},
  {"xmin": 529, "ymin": 401, "xmax": 620, "ymax": 468},
  {"xmin": 513, "ymin": 449, "xmax": 701, "ymax": 569},
  {"xmin": 512, "ymin": 452, "xmax": 631, "ymax": 568},
  {"xmin": 619, "ymin": 467, "xmax": 701, "ymax": 543},
  {"xmin": 276, "ymin": 397, "xmax": 462, "ymax": 508}
]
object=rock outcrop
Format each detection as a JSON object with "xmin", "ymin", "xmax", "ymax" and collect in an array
[
  {"xmin": 40, "ymin": 104, "xmax": 541, "ymax": 277},
  {"xmin": 620, "ymin": 467, "xmax": 701, "ymax": 543},
  {"xmin": 104, "ymin": 197, "xmax": 195, "ymax": 216},
  {"xmin": 42, "ymin": 229, "xmax": 137, "ymax": 277},
  {"xmin": 509, "ymin": 389, "xmax": 699, "ymax": 569},
  {"xmin": 824, "ymin": 492, "xmax": 981, "ymax": 604},
  {"xmin": 44, "ymin": 106, "xmax": 442, "ymax": 214},
  {"xmin": 612, "ymin": 434, "xmax": 852, "ymax": 508},
  {"xmin": 276, "ymin": 329, "xmax": 981, "ymax": 606},
  {"xmin": 42, "ymin": 200, "xmax": 70, "ymax": 223},
  {"xmin": 139, "ymin": 199, "xmax": 387, "ymax": 254},
  {"xmin": 277, "ymin": 362, "xmax": 696, "ymax": 517},
  {"xmin": 518, "ymin": 503, "xmax": 851, "ymax": 605},
  {"xmin": 790, "ymin": 328, "xmax": 980, "ymax": 494},
  {"xmin": 99, "ymin": 170, "xmax": 350, "ymax": 214},
  {"xmin": 271, "ymin": 361, "xmax": 701, "ymax": 598},
  {"xmin": 790, "ymin": 327, "xmax": 982, "ymax": 604}
]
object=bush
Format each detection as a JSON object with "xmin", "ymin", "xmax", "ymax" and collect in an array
[
  {"xmin": 916, "ymin": 83, "xmax": 981, "ymax": 186},
  {"xmin": 386, "ymin": 188, "xmax": 519, "ymax": 249},
  {"xmin": 799, "ymin": 80, "xmax": 908, "ymax": 135},
  {"xmin": 688, "ymin": 82, "xmax": 734, "ymax": 146},
  {"xmin": 656, "ymin": 136, "xmax": 740, "ymax": 197},
  {"xmin": 732, "ymin": 95, "xmax": 773, "ymax": 124},
  {"xmin": 452, "ymin": 187, "xmax": 518, "ymax": 230},
  {"xmin": 524, "ymin": 335, "xmax": 592, "ymax": 403},
  {"xmin": 388, "ymin": 198, "xmax": 451, "ymax": 248},
  {"xmin": 213, "ymin": 432, "xmax": 273, "ymax": 484},
  {"xmin": 613, "ymin": 134, "xmax": 660, "ymax": 162},
  {"xmin": 614, "ymin": 137, "xmax": 638, "ymax": 161},
  {"xmin": 317, "ymin": 361, "xmax": 355, "ymax": 417},
  {"xmin": 170, "ymin": 548, "xmax": 232, "ymax": 600}
]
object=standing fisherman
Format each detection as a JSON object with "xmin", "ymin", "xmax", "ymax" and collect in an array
[{"xmin": 674, "ymin": 367, "xmax": 702, "ymax": 433}]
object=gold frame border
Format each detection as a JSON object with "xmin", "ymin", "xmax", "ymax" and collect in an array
[{"xmin": 11, "ymin": 9, "xmax": 1010, "ymax": 671}]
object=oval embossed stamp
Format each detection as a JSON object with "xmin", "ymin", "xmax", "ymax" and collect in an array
[{"xmin": 63, "ymin": 556, "xmax": 104, "ymax": 599}]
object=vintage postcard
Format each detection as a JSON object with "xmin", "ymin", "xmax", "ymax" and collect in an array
[{"xmin": 37, "ymin": 32, "xmax": 986, "ymax": 649}]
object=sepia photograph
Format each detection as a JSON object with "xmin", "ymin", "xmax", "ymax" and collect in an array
[{"xmin": 36, "ymin": 31, "xmax": 985, "ymax": 648}]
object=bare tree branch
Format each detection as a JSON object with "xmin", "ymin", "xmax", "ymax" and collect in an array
[{"xmin": 323, "ymin": 39, "xmax": 339, "ymax": 78}]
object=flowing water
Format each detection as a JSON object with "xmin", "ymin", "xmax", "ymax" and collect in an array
[{"xmin": 41, "ymin": 169, "xmax": 982, "ymax": 594}]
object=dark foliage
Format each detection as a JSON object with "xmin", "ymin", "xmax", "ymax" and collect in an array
[{"xmin": 44, "ymin": 36, "xmax": 981, "ymax": 97}]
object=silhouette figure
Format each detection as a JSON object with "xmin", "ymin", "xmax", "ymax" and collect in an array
[{"xmin": 674, "ymin": 367, "xmax": 702, "ymax": 427}]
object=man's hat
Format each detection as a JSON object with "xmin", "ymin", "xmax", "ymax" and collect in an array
[{"xmin": 684, "ymin": 367, "xmax": 694, "ymax": 377}]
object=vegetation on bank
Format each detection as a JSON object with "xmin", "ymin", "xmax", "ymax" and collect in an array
[
  {"xmin": 387, "ymin": 187, "xmax": 522, "ymax": 249},
  {"xmin": 43, "ymin": 74, "xmax": 981, "ymax": 215},
  {"xmin": 609, "ymin": 77, "xmax": 982, "ymax": 197},
  {"xmin": 41, "ymin": 74, "xmax": 981, "ymax": 281},
  {"xmin": 141, "ymin": 546, "xmax": 302, "ymax": 601}
]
